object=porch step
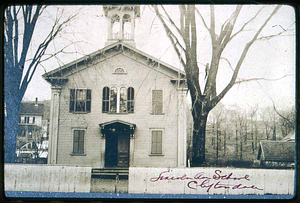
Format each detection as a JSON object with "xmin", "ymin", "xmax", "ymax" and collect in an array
[{"xmin": 92, "ymin": 168, "xmax": 129, "ymax": 176}]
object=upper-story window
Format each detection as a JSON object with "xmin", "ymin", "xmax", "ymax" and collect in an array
[
  {"xmin": 70, "ymin": 89, "xmax": 91, "ymax": 113},
  {"xmin": 102, "ymin": 86, "xmax": 134, "ymax": 113},
  {"xmin": 18, "ymin": 116, "xmax": 35, "ymax": 124},
  {"xmin": 152, "ymin": 90, "xmax": 163, "ymax": 114}
]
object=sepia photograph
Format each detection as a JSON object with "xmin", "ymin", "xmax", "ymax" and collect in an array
[{"xmin": 3, "ymin": 4, "xmax": 296, "ymax": 200}]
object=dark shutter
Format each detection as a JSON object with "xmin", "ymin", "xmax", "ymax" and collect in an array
[
  {"xmin": 86, "ymin": 89, "xmax": 91, "ymax": 112},
  {"xmin": 70, "ymin": 89, "xmax": 75, "ymax": 112},
  {"xmin": 102, "ymin": 87, "xmax": 110, "ymax": 112}
]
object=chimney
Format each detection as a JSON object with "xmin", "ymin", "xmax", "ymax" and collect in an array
[{"xmin": 35, "ymin": 97, "xmax": 38, "ymax": 107}]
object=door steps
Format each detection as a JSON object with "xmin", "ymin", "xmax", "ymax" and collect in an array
[{"xmin": 92, "ymin": 168, "xmax": 129, "ymax": 177}]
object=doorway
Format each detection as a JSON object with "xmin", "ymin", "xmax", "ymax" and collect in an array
[{"xmin": 105, "ymin": 124, "xmax": 130, "ymax": 167}]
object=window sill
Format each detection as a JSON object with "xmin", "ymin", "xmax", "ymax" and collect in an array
[
  {"xmin": 70, "ymin": 153, "xmax": 86, "ymax": 156},
  {"xmin": 150, "ymin": 113, "xmax": 165, "ymax": 115},
  {"xmin": 149, "ymin": 153, "xmax": 164, "ymax": 156},
  {"xmin": 70, "ymin": 112, "xmax": 90, "ymax": 114},
  {"xmin": 104, "ymin": 112, "xmax": 134, "ymax": 114}
]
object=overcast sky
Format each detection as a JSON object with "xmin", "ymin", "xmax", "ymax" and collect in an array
[{"xmin": 21, "ymin": 5, "xmax": 295, "ymax": 112}]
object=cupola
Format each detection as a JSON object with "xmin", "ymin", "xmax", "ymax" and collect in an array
[{"xmin": 103, "ymin": 5, "xmax": 140, "ymax": 47}]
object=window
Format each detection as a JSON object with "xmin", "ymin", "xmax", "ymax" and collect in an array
[
  {"xmin": 110, "ymin": 87, "xmax": 117, "ymax": 113},
  {"xmin": 152, "ymin": 90, "xmax": 163, "ymax": 114},
  {"xmin": 102, "ymin": 86, "xmax": 135, "ymax": 113},
  {"xmin": 127, "ymin": 87, "xmax": 134, "ymax": 113},
  {"xmin": 151, "ymin": 130, "xmax": 162, "ymax": 154},
  {"xmin": 119, "ymin": 87, "xmax": 127, "ymax": 113},
  {"xmin": 25, "ymin": 117, "xmax": 29, "ymax": 123},
  {"xmin": 70, "ymin": 89, "xmax": 91, "ymax": 113},
  {"xmin": 111, "ymin": 14, "xmax": 120, "ymax": 39},
  {"xmin": 122, "ymin": 14, "xmax": 131, "ymax": 40},
  {"xmin": 73, "ymin": 130, "xmax": 84, "ymax": 154},
  {"xmin": 28, "ymin": 131, "xmax": 32, "ymax": 139}
]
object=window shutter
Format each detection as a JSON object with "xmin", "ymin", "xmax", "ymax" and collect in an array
[
  {"xmin": 152, "ymin": 90, "xmax": 163, "ymax": 114},
  {"xmin": 102, "ymin": 87, "xmax": 110, "ymax": 112},
  {"xmin": 70, "ymin": 89, "xmax": 75, "ymax": 112},
  {"xmin": 127, "ymin": 87, "xmax": 134, "ymax": 113},
  {"xmin": 86, "ymin": 89, "xmax": 91, "ymax": 112},
  {"xmin": 151, "ymin": 130, "xmax": 162, "ymax": 154},
  {"xmin": 73, "ymin": 130, "xmax": 84, "ymax": 154}
]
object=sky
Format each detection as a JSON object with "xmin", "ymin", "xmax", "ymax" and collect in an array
[{"xmin": 20, "ymin": 5, "xmax": 296, "ymax": 112}]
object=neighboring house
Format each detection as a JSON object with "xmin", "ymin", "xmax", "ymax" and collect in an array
[
  {"xmin": 281, "ymin": 131, "xmax": 295, "ymax": 142},
  {"xmin": 16, "ymin": 98, "xmax": 49, "ymax": 163},
  {"xmin": 257, "ymin": 140, "xmax": 295, "ymax": 168},
  {"xmin": 43, "ymin": 5, "xmax": 188, "ymax": 169}
]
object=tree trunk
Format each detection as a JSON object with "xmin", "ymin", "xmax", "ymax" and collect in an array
[
  {"xmin": 4, "ymin": 95, "xmax": 22, "ymax": 163},
  {"xmin": 191, "ymin": 114, "xmax": 208, "ymax": 166}
]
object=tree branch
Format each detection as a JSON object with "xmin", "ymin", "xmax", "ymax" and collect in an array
[
  {"xmin": 230, "ymin": 6, "xmax": 265, "ymax": 41},
  {"xmin": 210, "ymin": 5, "xmax": 282, "ymax": 107}
]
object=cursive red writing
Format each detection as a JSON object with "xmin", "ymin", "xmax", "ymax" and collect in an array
[
  {"xmin": 150, "ymin": 169, "xmax": 263, "ymax": 192},
  {"xmin": 150, "ymin": 169, "xmax": 193, "ymax": 182}
]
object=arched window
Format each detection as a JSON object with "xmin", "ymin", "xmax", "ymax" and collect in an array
[
  {"xmin": 114, "ymin": 67, "xmax": 125, "ymax": 73},
  {"xmin": 111, "ymin": 14, "xmax": 120, "ymax": 39},
  {"xmin": 102, "ymin": 87, "xmax": 110, "ymax": 112},
  {"xmin": 122, "ymin": 14, "xmax": 131, "ymax": 40},
  {"xmin": 127, "ymin": 87, "xmax": 134, "ymax": 113},
  {"xmin": 119, "ymin": 87, "xmax": 127, "ymax": 113},
  {"xmin": 110, "ymin": 87, "xmax": 118, "ymax": 113},
  {"xmin": 102, "ymin": 86, "xmax": 134, "ymax": 113}
]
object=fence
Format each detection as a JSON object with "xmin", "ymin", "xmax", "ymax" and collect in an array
[
  {"xmin": 4, "ymin": 164, "xmax": 92, "ymax": 193},
  {"xmin": 129, "ymin": 167, "xmax": 294, "ymax": 195}
]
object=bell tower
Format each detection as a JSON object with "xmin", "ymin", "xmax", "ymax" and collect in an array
[{"xmin": 103, "ymin": 5, "xmax": 140, "ymax": 47}]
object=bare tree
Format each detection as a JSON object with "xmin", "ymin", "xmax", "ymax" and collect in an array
[
  {"xmin": 153, "ymin": 5, "xmax": 287, "ymax": 165},
  {"xmin": 4, "ymin": 5, "xmax": 77, "ymax": 163},
  {"xmin": 249, "ymin": 105, "xmax": 258, "ymax": 153}
]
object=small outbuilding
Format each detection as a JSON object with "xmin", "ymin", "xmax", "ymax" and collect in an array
[{"xmin": 257, "ymin": 140, "xmax": 295, "ymax": 168}]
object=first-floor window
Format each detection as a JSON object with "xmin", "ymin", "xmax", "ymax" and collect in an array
[
  {"xmin": 73, "ymin": 130, "xmax": 84, "ymax": 154},
  {"xmin": 70, "ymin": 89, "xmax": 91, "ymax": 113},
  {"xmin": 151, "ymin": 130, "xmax": 162, "ymax": 154}
]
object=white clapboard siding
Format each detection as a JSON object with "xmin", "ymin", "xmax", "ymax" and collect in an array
[{"xmin": 4, "ymin": 164, "xmax": 92, "ymax": 193}]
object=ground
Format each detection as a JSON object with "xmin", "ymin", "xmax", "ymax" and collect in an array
[{"xmin": 90, "ymin": 176, "xmax": 128, "ymax": 193}]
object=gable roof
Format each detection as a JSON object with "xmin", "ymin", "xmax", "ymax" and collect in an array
[
  {"xmin": 19, "ymin": 103, "xmax": 44, "ymax": 116},
  {"xmin": 42, "ymin": 41, "xmax": 185, "ymax": 83},
  {"xmin": 282, "ymin": 131, "xmax": 295, "ymax": 142},
  {"xmin": 257, "ymin": 140, "xmax": 295, "ymax": 162}
]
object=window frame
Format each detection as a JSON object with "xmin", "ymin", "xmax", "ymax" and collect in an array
[
  {"xmin": 71, "ymin": 128, "xmax": 86, "ymax": 156},
  {"xmin": 69, "ymin": 88, "xmax": 91, "ymax": 113},
  {"xmin": 149, "ymin": 128, "xmax": 164, "ymax": 156}
]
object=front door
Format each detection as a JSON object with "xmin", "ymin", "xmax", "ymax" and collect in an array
[{"xmin": 105, "ymin": 124, "xmax": 130, "ymax": 167}]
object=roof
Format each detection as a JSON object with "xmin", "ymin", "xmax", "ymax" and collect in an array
[
  {"xmin": 257, "ymin": 140, "xmax": 295, "ymax": 162},
  {"xmin": 282, "ymin": 131, "xmax": 295, "ymax": 142},
  {"xmin": 42, "ymin": 41, "xmax": 185, "ymax": 83},
  {"xmin": 19, "ymin": 103, "xmax": 44, "ymax": 116},
  {"xmin": 99, "ymin": 119, "xmax": 136, "ymax": 129}
]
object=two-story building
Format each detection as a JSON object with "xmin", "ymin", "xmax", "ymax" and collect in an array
[
  {"xmin": 43, "ymin": 5, "xmax": 188, "ymax": 169},
  {"xmin": 16, "ymin": 98, "xmax": 49, "ymax": 163}
]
